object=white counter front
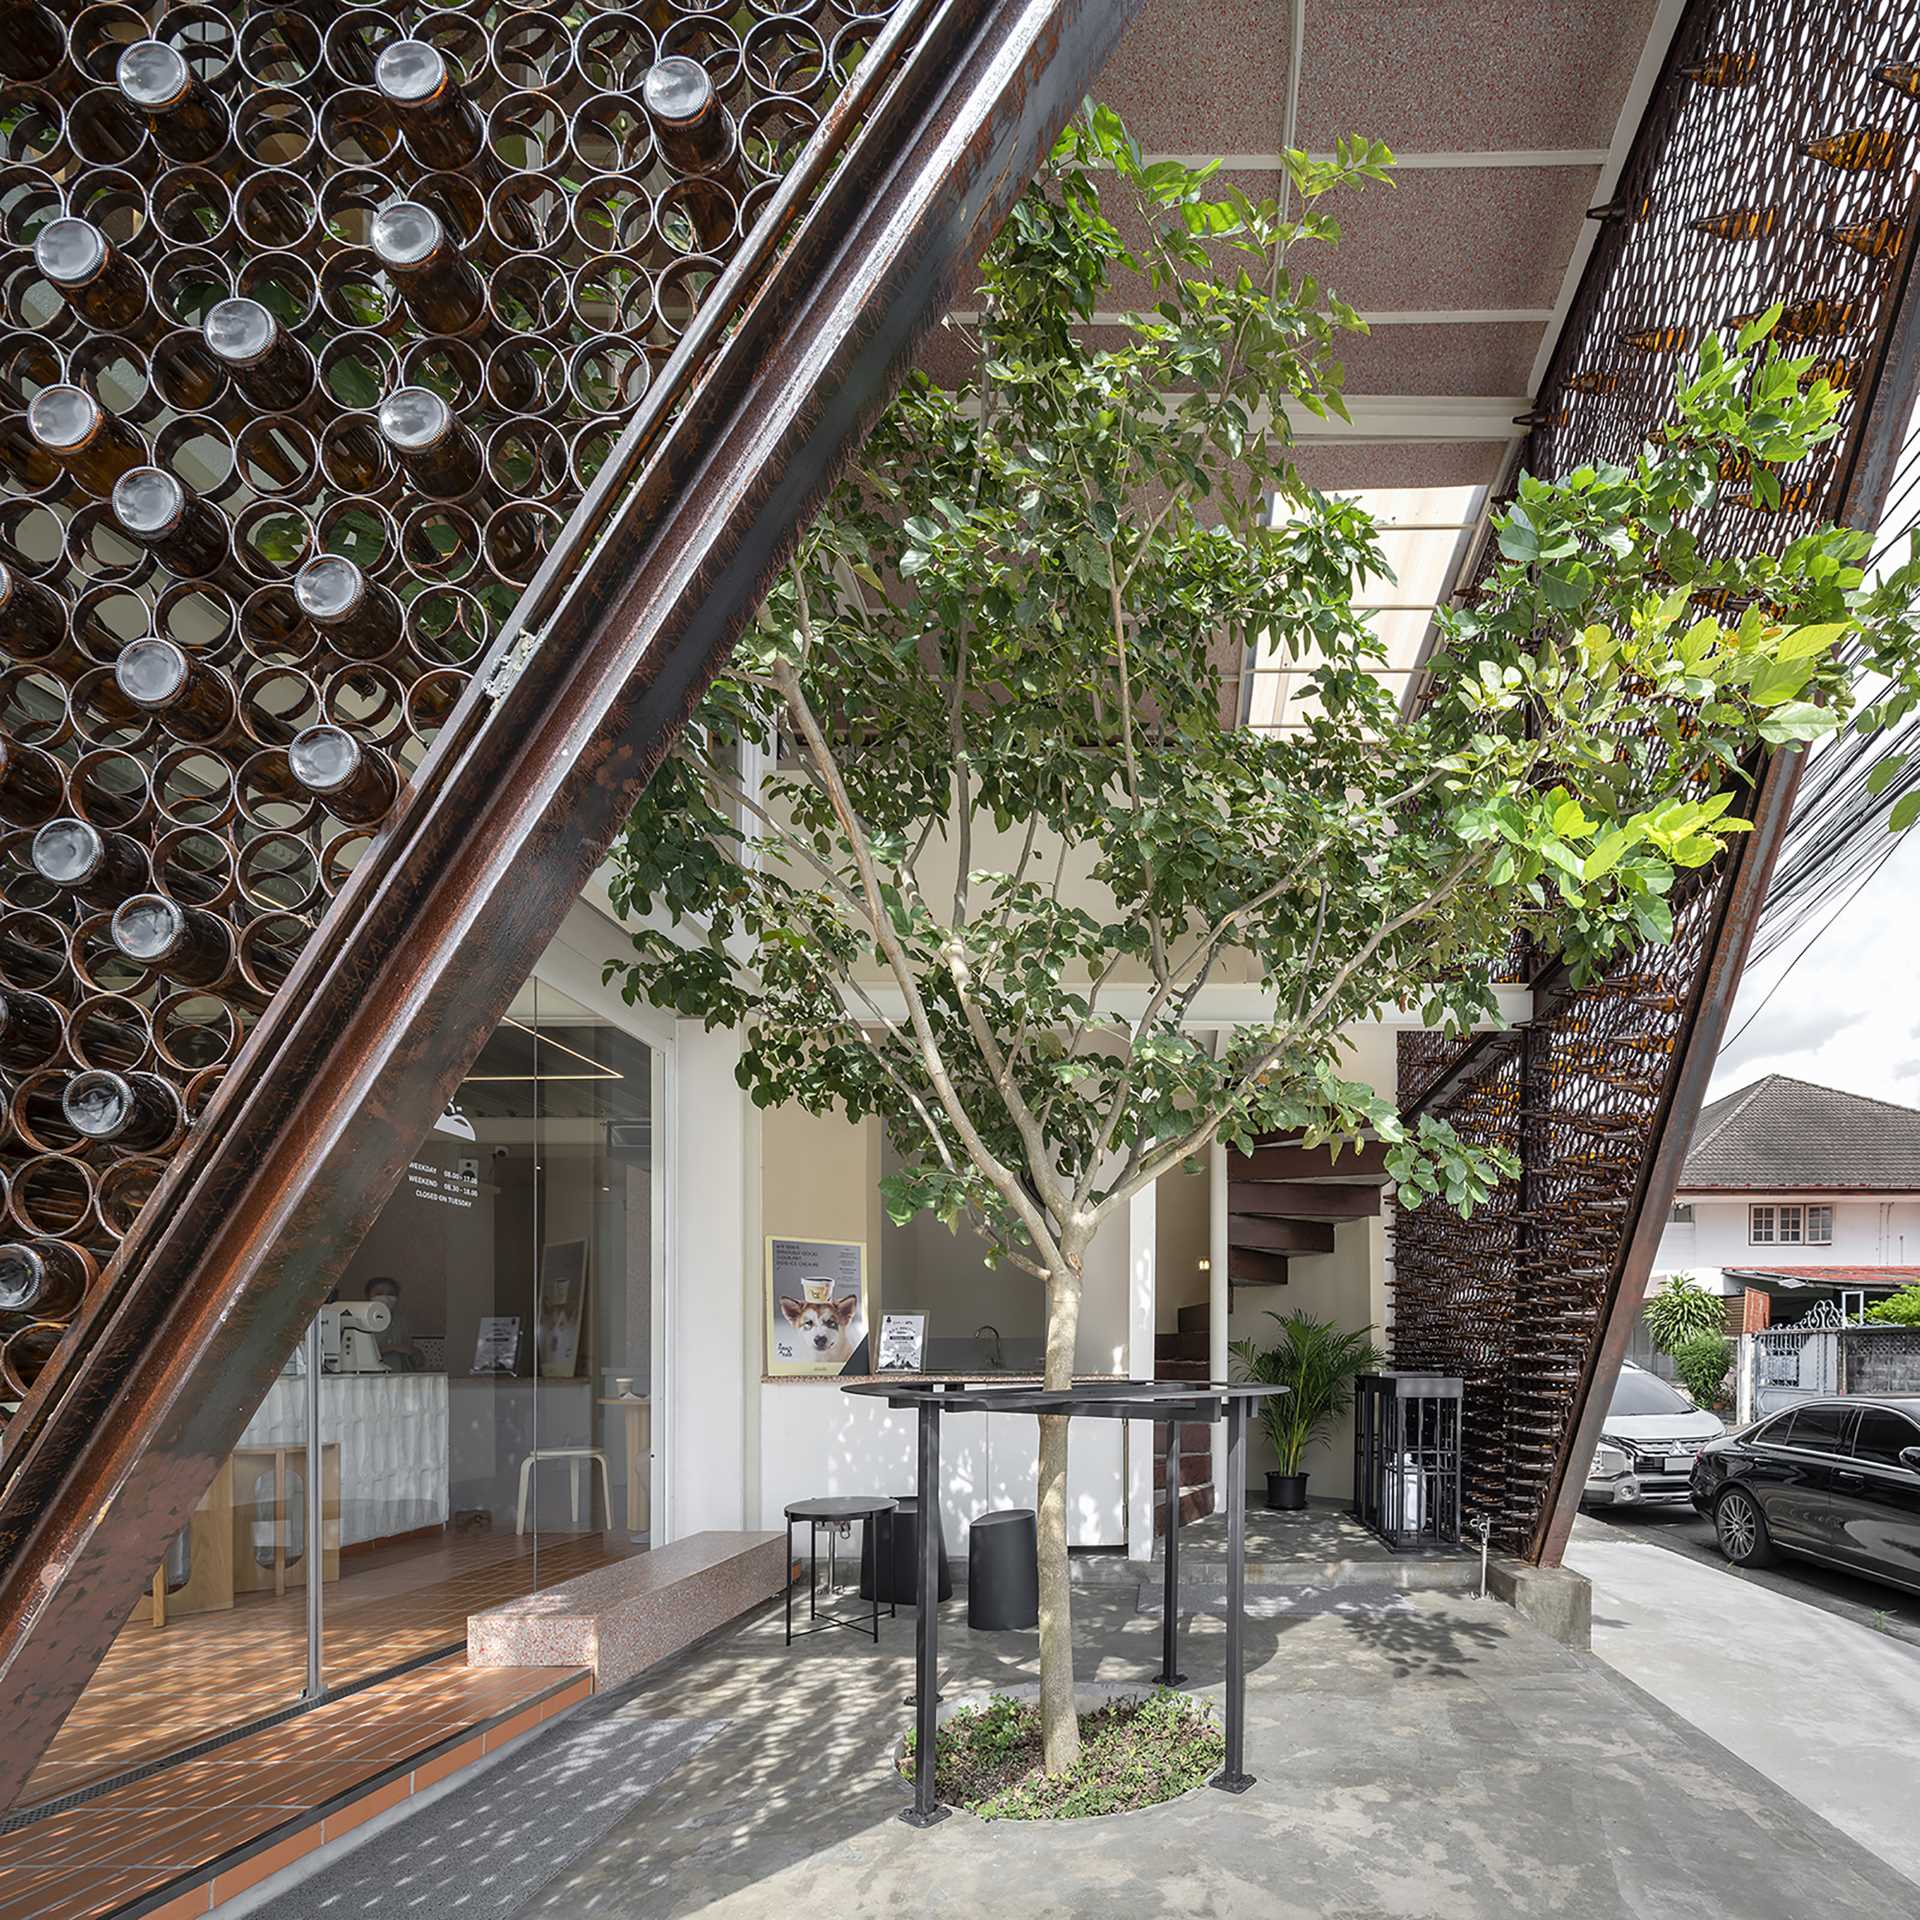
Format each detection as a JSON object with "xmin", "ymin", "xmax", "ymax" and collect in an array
[{"xmin": 241, "ymin": 1373, "xmax": 450, "ymax": 1547}]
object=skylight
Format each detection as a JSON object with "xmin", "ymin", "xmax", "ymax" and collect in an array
[{"xmin": 1245, "ymin": 484, "xmax": 1485, "ymax": 734}]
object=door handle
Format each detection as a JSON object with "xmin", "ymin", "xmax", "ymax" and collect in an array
[{"xmin": 1833, "ymin": 1469, "xmax": 1864, "ymax": 1487}]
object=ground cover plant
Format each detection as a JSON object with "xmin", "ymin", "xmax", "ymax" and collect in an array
[{"xmin": 899, "ymin": 1690, "xmax": 1222, "ymax": 1820}]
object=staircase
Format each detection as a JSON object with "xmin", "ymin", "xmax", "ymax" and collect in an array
[{"xmin": 1152, "ymin": 1303, "xmax": 1218, "ymax": 1535}]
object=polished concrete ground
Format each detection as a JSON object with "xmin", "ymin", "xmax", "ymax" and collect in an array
[
  {"xmin": 1569, "ymin": 1514, "xmax": 1920, "ymax": 1894},
  {"xmin": 256, "ymin": 1560, "xmax": 1917, "ymax": 1919}
]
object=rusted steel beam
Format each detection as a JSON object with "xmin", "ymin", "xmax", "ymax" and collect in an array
[
  {"xmin": 0, "ymin": 0, "xmax": 1147, "ymax": 1807},
  {"xmin": 1532, "ymin": 188, "xmax": 1920, "ymax": 1570}
]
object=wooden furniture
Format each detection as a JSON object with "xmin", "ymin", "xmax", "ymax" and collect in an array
[
  {"xmin": 513, "ymin": 1447, "xmax": 612, "ymax": 1535},
  {"xmin": 231, "ymin": 1443, "xmax": 340, "ymax": 1597},
  {"xmin": 597, "ymin": 1393, "xmax": 652, "ymax": 1535},
  {"xmin": 138, "ymin": 1458, "xmax": 236, "ymax": 1627}
]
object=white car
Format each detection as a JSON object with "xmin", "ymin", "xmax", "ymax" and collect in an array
[{"xmin": 1582, "ymin": 1362, "xmax": 1725, "ymax": 1508}]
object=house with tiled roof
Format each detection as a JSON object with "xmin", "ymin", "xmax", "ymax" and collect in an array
[{"xmin": 1652, "ymin": 1074, "xmax": 1920, "ymax": 1331}]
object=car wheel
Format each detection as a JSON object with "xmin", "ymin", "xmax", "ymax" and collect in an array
[{"xmin": 1714, "ymin": 1487, "xmax": 1776, "ymax": 1568}]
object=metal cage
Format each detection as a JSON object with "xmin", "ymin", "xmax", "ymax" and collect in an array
[{"xmin": 1353, "ymin": 1371, "xmax": 1464, "ymax": 1551}]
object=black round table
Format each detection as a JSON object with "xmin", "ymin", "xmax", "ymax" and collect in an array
[{"xmin": 784, "ymin": 1495, "xmax": 897, "ymax": 1644}]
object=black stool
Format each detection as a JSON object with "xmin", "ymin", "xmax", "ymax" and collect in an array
[
  {"xmin": 860, "ymin": 1494, "xmax": 952, "ymax": 1606},
  {"xmin": 967, "ymin": 1507, "xmax": 1038, "ymax": 1629}
]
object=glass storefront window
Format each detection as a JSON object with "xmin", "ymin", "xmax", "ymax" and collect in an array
[{"xmin": 21, "ymin": 953, "xmax": 663, "ymax": 1803}]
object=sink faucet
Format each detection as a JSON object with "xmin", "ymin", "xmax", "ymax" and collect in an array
[{"xmin": 975, "ymin": 1323, "xmax": 1004, "ymax": 1369}]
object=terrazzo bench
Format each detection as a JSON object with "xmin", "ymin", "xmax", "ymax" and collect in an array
[{"xmin": 467, "ymin": 1530, "xmax": 786, "ymax": 1691}]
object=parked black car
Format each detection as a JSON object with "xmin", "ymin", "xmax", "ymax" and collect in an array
[{"xmin": 1691, "ymin": 1397, "xmax": 1920, "ymax": 1594}]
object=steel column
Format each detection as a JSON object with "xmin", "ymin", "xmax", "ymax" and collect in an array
[
  {"xmin": 1157, "ymin": 1419, "xmax": 1186, "ymax": 1687},
  {"xmin": 903, "ymin": 1400, "xmax": 949, "ymax": 1828},
  {"xmin": 1211, "ymin": 1395, "xmax": 1253, "ymax": 1793}
]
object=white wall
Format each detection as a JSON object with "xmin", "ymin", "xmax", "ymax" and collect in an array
[
  {"xmin": 1654, "ymin": 1194, "xmax": 1920, "ymax": 1287},
  {"xmin": 1225, "ymin": 1214, "xmax": 1386, "ymax": 1501}
]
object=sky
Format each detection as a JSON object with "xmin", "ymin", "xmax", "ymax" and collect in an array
[{"xmin": 1709, "ymin": 820, "xmax": 1920, "ymax": 1110}]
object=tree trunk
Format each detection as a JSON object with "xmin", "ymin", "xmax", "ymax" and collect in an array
[{"xmin": 1037, "ymin": 1263, "xmax": 1082, "ymax": 1773}]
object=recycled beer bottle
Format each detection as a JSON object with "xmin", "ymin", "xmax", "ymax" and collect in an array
[
  {"xmin": 27, "ymin": 386, "xmax": 150, "ymax": 498},
  {"xmin": 0, "ymin": 1, "xmax": 65, "ymax": 87},
  {"xmin": 110, "ymin": 468, "xmax": 233, "ymax": 582},
  {"xmin": 117, "ymin": 40, "xmax": 228, "ymax": 166},
  {"xmin": 287, "ymin": 724, "xmax": 400, "ymax": 826},
  {"xmin": 30, "ymin": 817, "xmax": 151, "ymax": 911},
  {"xmin": 0, "ymin": 734, "xmax": 66, "ymax": 829},
  {"xmin": 293, "ymin": 556, "xmax": 404, "ymax": 664},
  {"xmin": 32, "ymin": 218, "xmax": 153, "ymax": 336},
  {"xmin": 109, "ymin": 892, "xmax": 234, "ymax": 989},
  {"xmin": 62, "ymin": 1067, "xmax": 185, "ymax": 1152},
  {"xmin": 114, "ymin": 636, "xmax": 237, "ymax": 744},
  {"xmin": 202, "ymin": 298, "xmax": 317, "ymax": 414},
  {"xmin": 1800, "ymin": 128, "xmax": 1900, "ymax": 172},
  {"xmin": 370, "ymin": 201, "xmax": 488, "ymax": 336},
  {"xmin": 643, "ymin": 56, "xmax": 744, "ymax": 185},
  {"xmin": 0, "ymin": 985, "xmax": 65, "ymax": 1071},
  {"xmin": 376, "ymin": 386, "xmax": 483, "ymax": 500},
  {"xmin": 375, "ymin": 40, "xmax": 486, "ymax": 171},
  {"xmin": 0, "ymin": 1240, "xmax": 93, "ymax": 1324}
]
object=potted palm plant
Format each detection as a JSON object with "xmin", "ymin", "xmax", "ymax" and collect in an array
[{"xmin": 1230, "ymin": 1311, "xmax": 1385, "ymax": 1510}]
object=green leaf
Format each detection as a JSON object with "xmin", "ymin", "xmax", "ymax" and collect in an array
[
  {"xmin": 1891, "ymin": 789, "xmax": 1920, "ymax": 834},
  {"xmin": 1776, "ymin": 621, "xmax": 1849, "ymax": 661},
  {"xmin": 1756, "ymin": 701, "xmax": 1840, "ymax": 744}
]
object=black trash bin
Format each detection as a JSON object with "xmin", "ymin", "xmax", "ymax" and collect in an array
[
  {"xmin": 967, "ymin": 1507, "xmax": 1039, "ymax": 1629},
  {"xmin": 859, "ymin": 1494, "xmax": 952, "ymax": 1606}
]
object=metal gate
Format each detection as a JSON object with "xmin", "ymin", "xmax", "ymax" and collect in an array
[{"xmin": 1750, "ymin": 1325, "xmax": 1840, "ymax": 1416}]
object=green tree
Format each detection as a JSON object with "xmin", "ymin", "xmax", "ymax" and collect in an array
[
  {"xmin": 1672, "ymin": 1332, "xmax": 1734, "ymax": 1410},
  {"xmin": 1644, "ymin": 1273, "xmax": 1728, "ymax": 1355},
  {"xmin": 608, "ymin": 110, "xmax": 1920, "ymax": 1771},
  {"xmin": 1865, "ymin": 1285, "xmax": 1920, "ymax": 1326}
]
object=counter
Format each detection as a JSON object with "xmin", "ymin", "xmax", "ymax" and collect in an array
[{"xmin": 241, "ymin": 1373, "xmax": 450, "ymax": 1547}]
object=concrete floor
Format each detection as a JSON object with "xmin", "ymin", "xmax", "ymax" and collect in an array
[
  {"xmin": 1568, "ymin": 1516, "xmax": 1920, "ymax": 1894},
  {"xmin": 255, "ymin": 1567, "xmax": 1918, "ymax": 1919}
]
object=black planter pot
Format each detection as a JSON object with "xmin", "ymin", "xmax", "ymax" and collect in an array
[{"xmin": 1266, "ymin": 1470, "xmax": 1309, "ymax": 1511}]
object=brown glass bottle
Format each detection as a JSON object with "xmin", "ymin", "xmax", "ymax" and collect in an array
[
  {"xmin": 643, "ymin": 57, "xmax": 744, "ymax": 183},
  {"xmin": 293, "ymin": 556, "xmax": 404, "ymax": 664},
  {"xmin": 370, "ymin": 201, "xmax": 488, "ymax": 336},
  {"xmin": 0, "ymin": 986, "xmax": 65, "ymax": 1072},
  {"xmin": 202, "ymin": 298, "xmax": 319, "ymax": 415},
  {"xmin": 27, "ymin": 386, "xmax": 150, "ymax": 498},
  {"xmin": 0, "ymin": 563, "xmax": 76, "ymax": 676},
  {"xmin": 110, "ymin": 468, "xmax": 233, "ymax": 582},
  {"xmin": 110, "ymin": 892, "xmax": 233, "ymax": 988},
  {"xmin": 32, "ymin": 218, "xmax": 154, "ymax": 336},
  {"xmin": 287, "ymin": 725, "xmax": 400, "ymax": 825},
  {"xmin": 0, "ymin": 1319, "xmax": 67, "ymax": 1397},
  {"xmin": 117, "ymin": 39, "xmax": 228, "ymax": 166},
  {"xmin": 0, "ymin": 2, "xmax": 65, "ymax": 87},
  {"xmin": 0, "ymin": 735, "xmax": 66, "ymax": 830},
  {"xmin": 115, "ymin": 636, "xmax": 238, "ymax": 745},
  {"xmin": 62, "ymin": 1067, "xmax": 185, "ymax": 1152},
  {"xmin": 30, "ymin": 817, "xmax": 151, "ymax": 911},
  {"xmin": 375, "ymin": 39, "xmax": 485, "ymax": 171},
  {"xmin": 376, "ymin": 386, "xmax": 483, "ymax": 500},
  {"xmin": 0, "ymin": 1240, "xmax": 93, "ymax": 1324}
]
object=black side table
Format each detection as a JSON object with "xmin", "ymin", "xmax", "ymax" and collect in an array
[{"xmin": 785, "ymin": 1496, "xmax": 898, "ymax": 1644}]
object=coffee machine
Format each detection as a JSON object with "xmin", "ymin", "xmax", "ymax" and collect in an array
[{"xmin": 319, "ymin": 1299, "xmax": 391, "ymax": 1373}]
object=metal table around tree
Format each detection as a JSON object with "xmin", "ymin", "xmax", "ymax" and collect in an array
[{"xmin": 840, "ymin": 1378, "xmax": 1288, "ymax": 1827}]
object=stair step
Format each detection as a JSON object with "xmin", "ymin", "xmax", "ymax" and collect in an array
[
  {"xmin": 1154, "ymin": 1330, "xmax": 1209, "ymax": 1363},
  {"xmin": 1176, "ymin": 1302, "xmax": 1210, "ymax": 1335}
]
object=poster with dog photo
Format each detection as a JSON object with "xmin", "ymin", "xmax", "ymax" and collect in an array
[{"xmin": 765, "ymin": 1236, "xmax": 866, "ymax": 1377}]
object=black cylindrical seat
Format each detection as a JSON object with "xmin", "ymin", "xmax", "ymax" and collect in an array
[
  {"xmin": 859, "ymin": 1493, "xmax": 952, "ymax": 1606},
  {"xmin": 967, "ymin": 1507, "xmax": 1038, "ymax": 1629}
]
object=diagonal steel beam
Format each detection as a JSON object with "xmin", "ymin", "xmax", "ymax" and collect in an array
[{"xmin": 0, "ymin": 0, "xmax": 1146, "ymax": 1807}]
